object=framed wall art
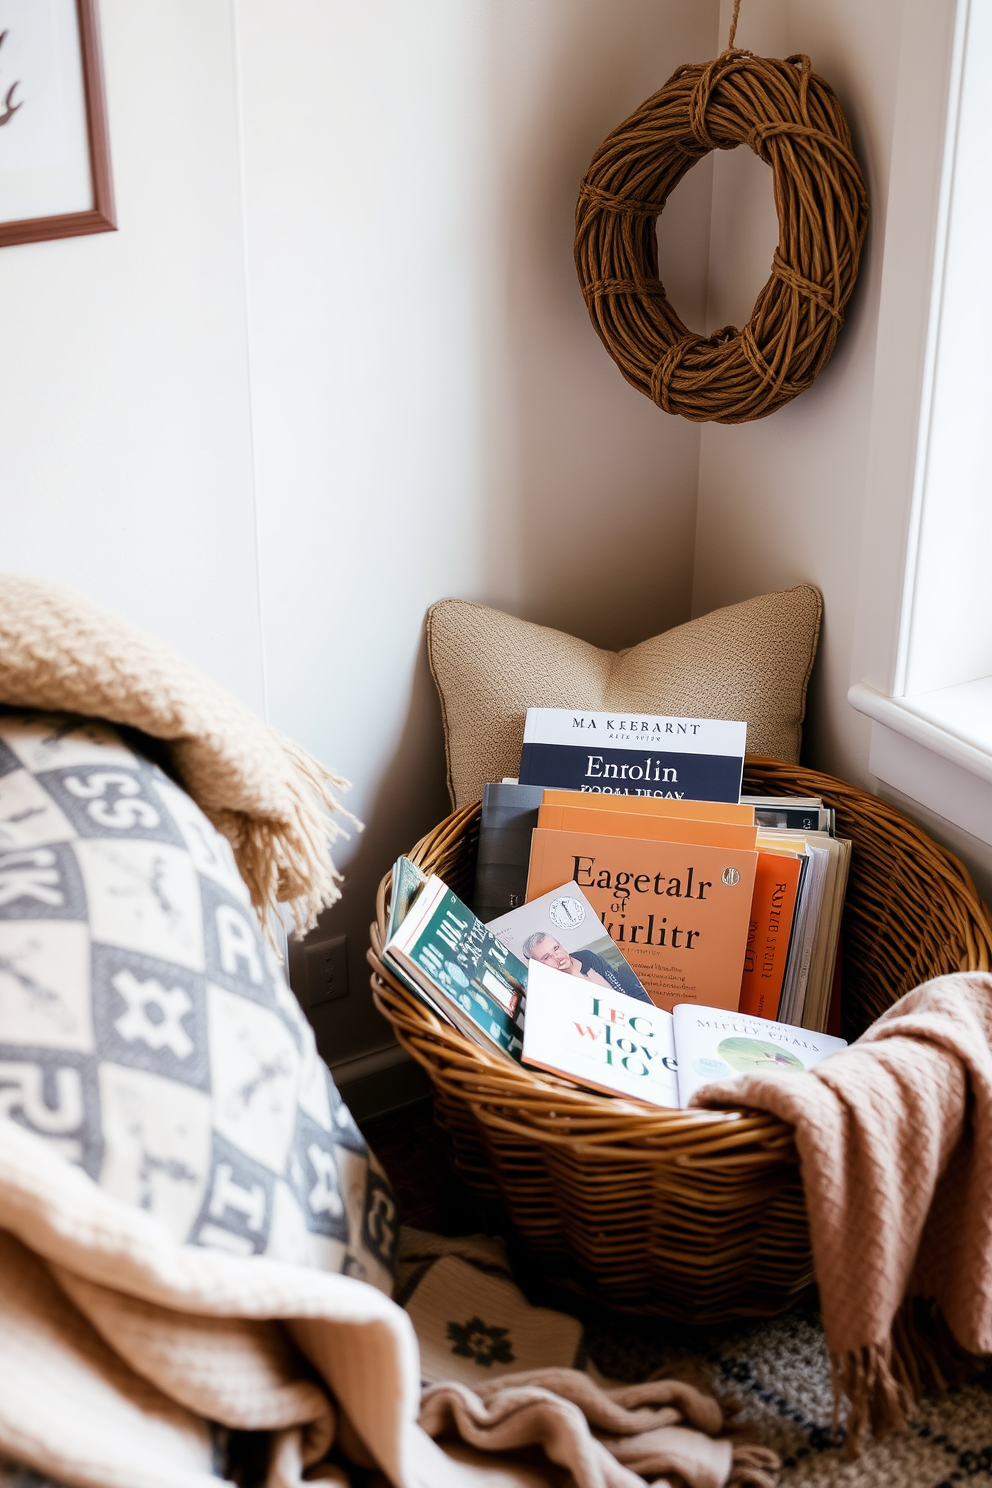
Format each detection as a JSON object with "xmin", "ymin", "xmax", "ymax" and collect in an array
[{"xmin": 0, "ymin": 0, "xmax": 115, "ymax": 249}]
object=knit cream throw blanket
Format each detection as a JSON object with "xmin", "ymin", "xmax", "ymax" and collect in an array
[
  {"xmin": 0, "ymin": 1119, "xmax": 778, "ymax": 1488},
  {"xmin": 0, "ymin": 575, "xmax": 349, "ymax": 933},
  {"xmin": 698, "ymin": 972, "xmax": 992, "ymax": 1447}
]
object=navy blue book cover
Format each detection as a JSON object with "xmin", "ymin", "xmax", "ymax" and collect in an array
[{"xmin": 518, "ymin": 709, "xmax": 746, "ymax": 802}]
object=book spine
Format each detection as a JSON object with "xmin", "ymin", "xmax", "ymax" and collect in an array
[
  {"xmin": 525, "ymin": 828, "xmax": 548, "ymax": 903},
  {"xmin": 737, "ymin": 853, "xmax": 800, "ymax": 1020},
  {"xmin": 825, "ymin": 938, "xmax": 844, "ymax": 1037}
]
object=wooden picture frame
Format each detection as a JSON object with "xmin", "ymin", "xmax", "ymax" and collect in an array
[{"xmin": 0, "ymin": 0, "xmax": 116, "ymax": 249}]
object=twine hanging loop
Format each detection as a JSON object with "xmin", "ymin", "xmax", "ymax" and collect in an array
[
  {"xmin": 574, "ymin": 45, "xmax": 868, "ymax": 423},
  {"xmin": 728, "ymin": 0, "xmax": 743, "ymax": 50}
]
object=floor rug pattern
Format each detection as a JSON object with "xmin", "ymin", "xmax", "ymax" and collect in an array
[{"xmin": 585, "ymin": 1301, "xmax": 992, "ymax": 1487}]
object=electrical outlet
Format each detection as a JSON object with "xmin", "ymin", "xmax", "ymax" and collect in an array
[{"xmin": 304, "ymin": 933, "xmax": 349, "ymax": 1009}]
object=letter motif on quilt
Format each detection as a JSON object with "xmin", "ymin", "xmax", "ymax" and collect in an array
[{"xmin": 0, "ymin": 848, "xmax": 64, "ymax": 907}]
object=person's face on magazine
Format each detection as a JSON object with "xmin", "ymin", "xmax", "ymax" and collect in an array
[{"xmin": 530, "ymin": 935, "xmax": 572, "ymax": 973}]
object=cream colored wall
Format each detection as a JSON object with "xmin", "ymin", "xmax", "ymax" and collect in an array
[
  {"xmin": 0, "ymin": 0, "xmax": 720, "ymax": 1077},
  {"xmin": 692, "ymin": 0, "xmax": 908, "ymax": 787},
  {"xmin": 5, "ymin": 0, "xmax": 979, "ymax": 1088},
  {"xmin": 690, "ymin": 0, "xmax": 992, "ymax": 899},
  {"xmin": 237, "ymin": 0, "xmax": 721, "ymax": 1064},
  {"xmin": 0, "ymin": 0, "xmax": 265, "ymax": 713}
]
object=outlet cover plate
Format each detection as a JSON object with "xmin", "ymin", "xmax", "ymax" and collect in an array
[{"xmin": 304, "ymin": 933, "xmax": 348, "ymax": 1009}]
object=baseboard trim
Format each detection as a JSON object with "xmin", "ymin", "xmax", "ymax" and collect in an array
[
  {"xmin": 330, "ymin": 1041, "xmax": 411, "ymax": 1084},
  {"xmin": 331, "ymin": 1041, "xmax": 431, "ymax": 1123}
]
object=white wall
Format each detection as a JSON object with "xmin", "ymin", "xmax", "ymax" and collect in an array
[
  {"xmin": 0, "ymin": 0, "xmax": 719, "ymax": 1072},
  {"xmin": 692, "ymin": 0, "xmax": 907, "ymax": 787},
  {"xmin": 5, "ymin": 0, "xmax": 984, "ymax": 1080},
  {"xmin": 236, "ymin": 0, "xmax": 720, "ymax": 1063},
  {"xmin": 1, "ymin": 0, "xmax": 265, "ymax": 714},
  {"xmin": 690, "ymin": 0, "xmax": 992, "ymax": 906},
  {"xmin": 690, "ymin": 0, "xmax": 992, "ymax": 904}
]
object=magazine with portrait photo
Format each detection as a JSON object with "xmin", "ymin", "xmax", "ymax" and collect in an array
[{"xmin": 487, "ymin": 879, "xmax": 652, "ymax": 1004}]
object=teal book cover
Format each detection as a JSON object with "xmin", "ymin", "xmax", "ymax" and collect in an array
[
  {"xmin": 404, "ymin": 886, "xmax": 526, "ymax": 1058},
  {"xmin": 387, "ymin": 854, "xmax": 427, "ymax": 942}
]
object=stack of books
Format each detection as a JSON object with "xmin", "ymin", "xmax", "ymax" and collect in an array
[{"xmin": 380, "ymin": 706, "xmax": 850, "ymax": 1110}]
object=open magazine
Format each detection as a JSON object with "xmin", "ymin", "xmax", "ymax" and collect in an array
[{"xmin": 520, "ymin": 967, "xmax": 846, "ymax": 1109}]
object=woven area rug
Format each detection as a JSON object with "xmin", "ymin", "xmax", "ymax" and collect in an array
[
  {"xmin": 583, "ymin": 1298, "xmax": 992, "ymax": 1487},
  {"xmin": 397, "ymin": 1228, "xmax": 992, "ymax": 1487},
  {"xmin": 361, "ymin": 1101, "xmax": 992, "ymax": 1487}
]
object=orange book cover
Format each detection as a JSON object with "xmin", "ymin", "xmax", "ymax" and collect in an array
[
  {"xmin": 737, "ymin": 850, "xmax": 802, "ymax": 1020},
  {"xmin": 541, "ymin": 791, "xmax": 754, "ymax": 825},
  {"xmin": 538, "ymin": 802, "xmax": 758, "ymax": 852},
  {"xmin": 527, "ymin": 827, "xmax": 757, "ymax": 1012}
]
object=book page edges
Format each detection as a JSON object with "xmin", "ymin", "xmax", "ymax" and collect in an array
[
  {"xmin": 541, "ymin": 790, "xmax": 754, "ymax": 824},
  {"xmin": 538, "ymin": 804, "xmax": 758, "ymax": 849}
]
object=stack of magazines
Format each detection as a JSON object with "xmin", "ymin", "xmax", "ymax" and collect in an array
[{"xmin": 380, "ymin": 706, "xmax": 850, "ymax": 1110}]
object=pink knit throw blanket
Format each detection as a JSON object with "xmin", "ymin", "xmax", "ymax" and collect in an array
[{"xmin": 696, "ymin": 972, "xmax": 992, "ymax": 1445}]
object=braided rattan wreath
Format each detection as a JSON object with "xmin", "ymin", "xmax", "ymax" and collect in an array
[{"xmin": 575, "ymin": 47, "xmax": 869, "ymax": 423}]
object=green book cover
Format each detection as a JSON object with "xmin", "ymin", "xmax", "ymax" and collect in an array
[
  {"xmin": 392, "ymin": 880, "xmax": 526, "ymax": 1059},
  {"xmin": 387, "ymin": 855, "xmax": 428, "ymax": 943}
]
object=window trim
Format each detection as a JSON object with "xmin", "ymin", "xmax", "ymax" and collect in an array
[{"xmin": 848, "ymin": 0, "xmax": 992, "ymax": 817}]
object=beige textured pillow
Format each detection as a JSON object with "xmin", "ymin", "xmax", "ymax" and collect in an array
[{"xmin": 426, "ymin": 586, "xmax": 822, "ymax": 808}]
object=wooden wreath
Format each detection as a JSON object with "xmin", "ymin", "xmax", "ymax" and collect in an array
[{"xmin": 574, "ymin": 42, "xmax": 869, "ymax": 423}]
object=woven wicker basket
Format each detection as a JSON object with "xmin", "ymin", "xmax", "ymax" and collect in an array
[{"xmin": 368, "ymin": 757, "xmax": 992, "ymax": 1324}]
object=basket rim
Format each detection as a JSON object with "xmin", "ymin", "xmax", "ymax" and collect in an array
[{"xmin": 369, "ymin": 953, "xmax": 798, "ymax": 1154}]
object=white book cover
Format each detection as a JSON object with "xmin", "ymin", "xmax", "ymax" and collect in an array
[
  {"xmin": 672, "ymin": 1005, "xmax": 847, "ymax": 1109},
  {"xmin": 487, "ymin": 880, "xmax": 651, "ymax": 1004},
  {"xmin": 521, "ymin": 709, "xmax": 747, "ymax": 755},
  {"xmin": 522, "ymin": 960, "xmax": 679, "ymax": 1107},
  {"xmin": 518, "ymin": 708, "xmax": 746, "ymax": 801}
]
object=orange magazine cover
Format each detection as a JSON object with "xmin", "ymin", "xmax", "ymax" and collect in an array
[
  {"xmin": 737, "ymin": 850, "xmax": 802, "ymax": 1020},
  {"xmin": 538, "ymin": 802, "xmax": 758, "ymax": 852},
  {"xmin": 541, "ymin": 791, "xmax": 754, "ymax": 825},
  {"xmin": 527, "ymin": 827, "xmax": 757, "ymax": 1012}
]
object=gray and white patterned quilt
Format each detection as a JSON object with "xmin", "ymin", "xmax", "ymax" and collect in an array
[{"xmin": 0, "ymin": 710, "xmax": 396, "ymax": 1290}]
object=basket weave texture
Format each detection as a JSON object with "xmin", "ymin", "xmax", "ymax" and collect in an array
[{"xmin": 368, "ymin": 758, "xmax": 992, "ymax": 1323}]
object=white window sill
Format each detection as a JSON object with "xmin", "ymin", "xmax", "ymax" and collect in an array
[{"xmin": 849, "ymin": 679, "xmax": 992, "ymax": 847}]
